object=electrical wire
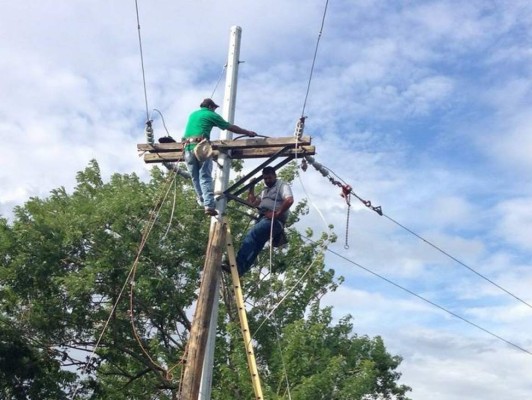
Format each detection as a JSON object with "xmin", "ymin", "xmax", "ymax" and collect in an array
[
  {"xmin": 70, "ymin": 170, "xmax": 177, "ymax": 399},
  {"xmin": 134, "ymin": 0, "xmax": 150, "ymax": 121},
  {"xmin": 301, "ymin": 0, "xmax": 330, "ymax": 118},
  {"xmin": 152, "ymin": 108, "xmax": 171, "ymax": 137},
  {"xmin": 161, "ymin": 177, "xmax": 178, "ymax": 241},
  {"xmin": 305, "ymin": 157, "xmax": 532, "ymax": 311},
  {"xmin": 304, "ymin": 236, "xmax": 532, "ymax": 357},
  {"xmin": 382, "ymin": 213, "xmax": 532, "ymax": 311},
  {"xmin": 129, "ymin": 172, "xmax": 178, "ymax": 374}
]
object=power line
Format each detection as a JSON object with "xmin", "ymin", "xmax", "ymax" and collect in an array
[
  {"xmin": 304, "ymin": 156, "xmax": 532, "ymax": 311},
  {"xmin": 301, "ymin": 0, "xmax": 330, "ymax": 118},
  {"xmin": 152, "ymin": 108, "xmax": 171, "ymax": 137},
  {"xmin": 383, "ymin": 213, "xmax": 532, "ymax": 310},
  {"xmin": 134, "ymin": 0, "xmax": 150, "ymax": 121},
  {"xmin": 303, "ymin": 236, "xmax": 532, "ymax": 357}
]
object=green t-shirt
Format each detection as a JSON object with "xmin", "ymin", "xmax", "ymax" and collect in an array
[{"xmin": 183, "ymin": 107, "xmax": 231, "ymax": 151}]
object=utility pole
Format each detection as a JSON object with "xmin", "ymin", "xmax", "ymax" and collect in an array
[
  {"xmin": 179, "ymin": 221, "xmax": 225, "ymax": 400},
  {"xmin": 137, "ymin": 27, "xmax": 316, "ymax": 400},
  {"xmin": 198, "ymin": 25, "xmax": 242, "ymax": 400},
  {"xmin": 180, "ymin": 26, "xmax": 242, "ymax": 400}
]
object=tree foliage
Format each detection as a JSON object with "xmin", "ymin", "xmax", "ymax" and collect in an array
[{"xmin": 0, "ymin": 160, "xmax": 411, "ymax": 399}]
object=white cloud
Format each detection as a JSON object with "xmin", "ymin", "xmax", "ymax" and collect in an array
[
  {"xmin": 398, "ymin": 330, "xmax": 532, "ymax": 400},
  {"xmin": 495, "ymin": 197, "xmax": 532, "ymax": 250},
  {"xmin": 2, "ymin": 1, "xmax": 532, "ymax": 399},
  {"xmin": 325, "ymin": 288, "xmax": 532, "ymax": 400}
]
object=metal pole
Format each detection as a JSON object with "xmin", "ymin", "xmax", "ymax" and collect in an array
[
  {"xmin": 198, "ymin": 25, "xmax": 242, "ymax": 400},
  {"xmin": 215, "ymin": 25, "xmax": 241, "ymax": 211}
]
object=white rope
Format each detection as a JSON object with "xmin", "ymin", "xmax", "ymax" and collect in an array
[
  {"xmin": 251, "ymin": 171, "xmax": 333, "ymax": 338},
  {"xmin": 273, "ymin": 319, "xmax": 293, "ymax": 399}
]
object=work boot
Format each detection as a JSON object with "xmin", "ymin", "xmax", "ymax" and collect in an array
[
  {"xmin": 204, "ymin": 207, "xmax": 218, "ymax": 216},
  {"xmin": 272, "ymin": 229, "xmax": 288, "ymax": 248}
]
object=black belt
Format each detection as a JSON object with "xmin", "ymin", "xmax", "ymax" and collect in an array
[{"xmin": 258, "ymin": 212, "xmax": 286, "ymax": 225}]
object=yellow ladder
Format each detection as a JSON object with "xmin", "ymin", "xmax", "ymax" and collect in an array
[{"xmin": 223, "ymin": 218, "xmax": 264, "ymax": 400}]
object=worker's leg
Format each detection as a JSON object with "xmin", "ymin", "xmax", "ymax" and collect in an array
[
  {"xmin": 184, "ymin": 151, "xmax": 203, "ymax": 204},
  {"xmin": 198, "ymin": 157, "xmax": 214, "ymax": 210},
  {"xmin": 236, "ymin": 218, "xmax": 283, "ymax": 276}
]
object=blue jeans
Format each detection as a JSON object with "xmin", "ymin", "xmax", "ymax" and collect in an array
[
  {"xmin": 236, "ymin": 217, "xmax": 284, "ymax": 276},
  {"xmin": 184, "ymin": 150, "xmax": 215, "ymax": 209}
]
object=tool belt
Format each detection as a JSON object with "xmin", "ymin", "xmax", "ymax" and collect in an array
[{"xmin": 182, "ymin": 136, "xmax": 204, "ymax": 145}]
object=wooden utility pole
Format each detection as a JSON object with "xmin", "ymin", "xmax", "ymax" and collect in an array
[
  {"xmin": 181, "ymin": 26, "xmax": 244, "ymax": 400},
  {"xmin": 136, "ymin": 26, "xmax": 315, "ymax": 400},
  {"xmin": 199, "ymin": 25, "xmax": 242, "ymax": 400},
  {"xmin": 180, "ymin": 222, "xmax": 226, "ymax": 399}
]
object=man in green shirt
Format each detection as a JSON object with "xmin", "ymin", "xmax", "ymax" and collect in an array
[{"xmin": 183, "ymin": 98, "xmax": 257, "ymax": 216}]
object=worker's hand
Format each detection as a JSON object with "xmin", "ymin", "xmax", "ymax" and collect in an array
[
  {"xmin": 247, "ymin": 185, "xmax": 256, "ymax": 203},
  {"xmin": 247, "ymin": 131, "xmax": 257, "ymax": 137}
]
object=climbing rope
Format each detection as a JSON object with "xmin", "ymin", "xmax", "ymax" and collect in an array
[
  {"xmin": 274, "ymin": 323, "xmax": 293, "ymax": 400},
  {"xmin": 251, "ymin": 234, "xmax": 331, "ymax": 340},
  {"xmin": 251, "ymin": 165, "xmax": 333, "ymax": 339},
  {"xmin": 247, "ymin": 151, "xmax": 336, "ymax": 342},
  {"xmin": 172, "ymin": 342, "xmax": 190, "ymax": 398}
]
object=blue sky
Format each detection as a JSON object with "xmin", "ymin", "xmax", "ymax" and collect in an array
[{"xmin": 1, "ymin": 1, "xmax": 532, "ymax": 399}]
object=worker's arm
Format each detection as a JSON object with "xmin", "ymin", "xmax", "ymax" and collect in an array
[
  {"xmin": 227, "ymin": 124, "xmax": 257, "ymax": 137},
  {"xmin": 247, "ymin": 185, "xmax": 261, "ymax": 207}
]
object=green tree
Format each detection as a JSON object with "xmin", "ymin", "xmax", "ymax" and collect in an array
[{"xmin": 0, "ymin": 160, "xmax": 411, "ymax": 399}]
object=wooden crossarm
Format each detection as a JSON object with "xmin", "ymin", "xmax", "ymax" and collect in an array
[
  {"xmin": 142, "ymin": 145, "xmax": 315, "ymax": 163},
  {"xmin": 137, "ymin": 135, "xmax": 312, "ymax": 153}
]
